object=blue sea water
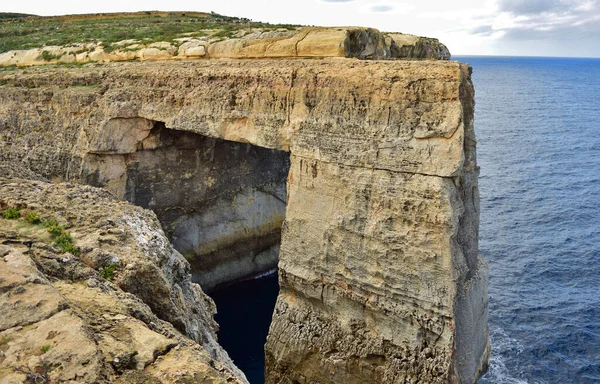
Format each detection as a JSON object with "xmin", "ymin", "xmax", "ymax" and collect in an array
[
  {"xmin": 211, "ymin": 273, "xmax": 279, "ymax": 383},
  {"xmin": 455, "ymin": 56, "xmax": 600, "ymax": 383},
  {"xmin": 212, "ymin": 56, "xmax": 600, "ymax": 384}
]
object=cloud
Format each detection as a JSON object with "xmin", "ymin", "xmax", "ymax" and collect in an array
[
  {"xmin": 463, "ymin": 0, "xmax": 600, "ymax": 41},
  {"xmin": 497, "ymin": 0, "xmax": 564, "ymax": 15},
  {"xmin": 370, "ymin": 4, "xmax": 395, "ymax": 12},
  {"xmin": 469, "ymin": 25, "xmax": 496, "ymax": 36},
  {"xmin": 360, "ymin": 2, "xmax": 414, "ymax": 14},
  {"xmin": 318, "ymin": 0, "xmax": 355, "ymax": 2}
]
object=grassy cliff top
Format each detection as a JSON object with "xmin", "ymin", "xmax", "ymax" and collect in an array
[
  {"xmin": 0, "ymin": 11, "xmax": 299, "ymax": 53},
  {"xmin": 0, "ymin": 12, "xmax": 35, "ymax": 20}
]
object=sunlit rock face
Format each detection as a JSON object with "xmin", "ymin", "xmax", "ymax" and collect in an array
[
  {"xmin": 0, "ymin": 59, "xmax": 489, "ymax": 383},
  {"xmin": 0, "ymin": 26, "xmax": 451, "ymax": 67}
]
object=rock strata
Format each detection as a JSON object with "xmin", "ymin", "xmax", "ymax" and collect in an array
[
  {"xmin": 0, "ymin": 27, "xmax": 450, "ymax": 67},
  {"xmin": 0, "ymin": 58, "xmax": 489, "ymax": 383}
]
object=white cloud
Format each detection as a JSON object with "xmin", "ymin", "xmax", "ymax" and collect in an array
[
  {"xmin": 360, "ymin": 2, "xmax": 415, "ymax": 14},
  {"xmin": 462, "ymin": 0, "xmax": 600, "ymax": 38}
]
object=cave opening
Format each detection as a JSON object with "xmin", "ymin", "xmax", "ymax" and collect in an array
[{"xmin": 83, "ymin": 120, "xmax": 290, "ymax": 382}]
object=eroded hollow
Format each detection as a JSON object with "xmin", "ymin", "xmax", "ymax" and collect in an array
[
  {"xmin": 82, "ymin": 119, "xmax": 289, "ymax": 381},
  {"xmin": 83, "ymin": 120, "xmax": 290, "ymax": 289}
]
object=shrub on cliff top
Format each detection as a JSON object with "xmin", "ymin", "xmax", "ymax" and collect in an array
[
  {"xmin": 53, "ymin": 232, "xmax": 73, "ymax": 247},
  {"xmin": 25, "ymin": 210, "xmax": 41, "ymax": 224},
  {"xmin": 58, "ymin": 241, "xmax": 81, "ymax": 257},
  {"xmin": 42, "ymin": 219, "xmax": 81, "ymax": 256},
  {"xmin": 42, "ymin": 218, "xmax": 58, "ymax": 228},
  {"xmin": 100, "ymin": 264, "xmax": 117, "ymax": 281},
  {"xmin": 2, "ymin": 207, "xmax": 20, "ymax": 219},
  {"xmin": 53, "ymin": 232, "xmax": 81, "ymax": 256},
  {"xmin": 45, "ymin": 221, "xmax": 65, "ymax": 239},
  {"xmin": 41, "ymin": 50, "xmax": 60, "ymax": 61}
]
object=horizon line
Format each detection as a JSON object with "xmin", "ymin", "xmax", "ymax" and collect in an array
[{"xmin": 453, "ymin": 54, "xmax": 600, "ymax": 60}]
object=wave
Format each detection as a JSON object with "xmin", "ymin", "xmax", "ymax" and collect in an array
[{"xmin": 480, "ymin": 327, "xmax": 530, "ymax": 384}]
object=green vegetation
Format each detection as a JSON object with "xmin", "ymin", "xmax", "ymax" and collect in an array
[
  {"xmin": 0, "ymin": 64, "xmax": 18, "ymax": 72},
  {"xmin": 40, "ymin": 344, "xmax": 51, "ymax": 353},
  {"xmin": 0, "ymin": 11, "xmax": 299, "ymax": 53},
  {"xmin": 53, "ymin": 232, "xmax": 80, "ymax": 255},
  {"xmin": 25, "ymin": 210, "xmax": 41, "ymax": 224},
  {"xmin": 100, "ymin": 264, "xmax": 117, "ymax": 280},
  {"xmin": 0, "ymin": 13, "xmax": 35, "ymax": 20},
  {"xmin": 2, "ymin": 207, "xmax": 21, "ymax": 219},
  {"xmin": 43, "ymin": 219, "xmax": 64, "ymax": 238},
  {"xmin": 1, "ymin": 211, "xmax": 82, "ymax": 256},
  {"xmin": 42, "ymin": 218, "xmax": 59, "ymax": 228},
  {"xmin": 41, "ymin": 50, "xmax": 60, "ymax": 61},
  {"xmin": 42, "ymin": 218, "xmax": 81, "ymax": 256},
  {"xmin": 0, "ymin": 335, "xmax": 10, "ymax": 346}
]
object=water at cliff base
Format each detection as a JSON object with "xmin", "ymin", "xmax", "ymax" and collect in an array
[
  {"xmin": 455, "ymin": 56, "xmax": 600, "ymax": 383},
  {"xmin": 211, "ymin": 273, "xmax": 279, "ymax": 383}
]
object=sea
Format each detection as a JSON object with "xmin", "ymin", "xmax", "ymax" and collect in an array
[
  {"xmin": 458, "ymin": 55, "xmax": 600, "ymax": 384},
  {"xmin": 211, "ymin": 56, "xmax": 600, "ymax": 384}
]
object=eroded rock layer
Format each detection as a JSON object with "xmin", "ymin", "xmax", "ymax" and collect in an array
[
  {"xmin": 0, "ymin": 59, "xmax": 489, "ymax": 383},
  {"xmin": 0, "ymin": 26, "xmax": 450, "ymax": 67},
  {"xmin": 0, "ymin": 174, "xmax": 246, "ymax": 383}
]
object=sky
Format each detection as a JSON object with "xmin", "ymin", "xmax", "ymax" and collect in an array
[{"xmin": 2, "ymin": 0, "xmax": 600, "ymax": 57}]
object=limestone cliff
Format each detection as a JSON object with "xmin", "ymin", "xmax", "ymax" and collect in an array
[
  {"xmin": 0, "ymin": 27, "xmax": 450, "ymax": 67},
  {"xmin": 0, "ymin": 169, "xmax": 246, "ymax": 383},
  {"xmin": 0, "ymin": 58, "xmax": 488, "ymax": 383}
]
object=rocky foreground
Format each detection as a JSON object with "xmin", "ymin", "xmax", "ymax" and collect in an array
[{"xmin": 0, "ymin": 165, "xmax": 247, "ymax": 383}]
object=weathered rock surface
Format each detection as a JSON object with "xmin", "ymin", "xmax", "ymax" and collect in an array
[
  {"xmin": 0, "ymin": 175, "xmax": 247, "ymax": 383},
  {"xmin": 1, "ymin": 60, "xmax": 469, "ymax": 176},
  {"xmin": 1, "ymin": 59, "xmax": 468, "ymax": 290},
  {"xmin": 0, "ymin": 58, "xmax": 488, "ymax": 383},
  {"xmin": 0, "ymin": 27, "xmax": 450, "ymax": 67}
]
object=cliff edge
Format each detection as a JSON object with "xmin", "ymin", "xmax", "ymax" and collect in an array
[{"xmin": 0, "ymin": 12, "xmax": 449, "ymax": 67}]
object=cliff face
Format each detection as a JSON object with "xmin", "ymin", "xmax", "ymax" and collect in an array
[{"xmin": 0, "ymin": 59, "xmax": 488, "ymax": 382}]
